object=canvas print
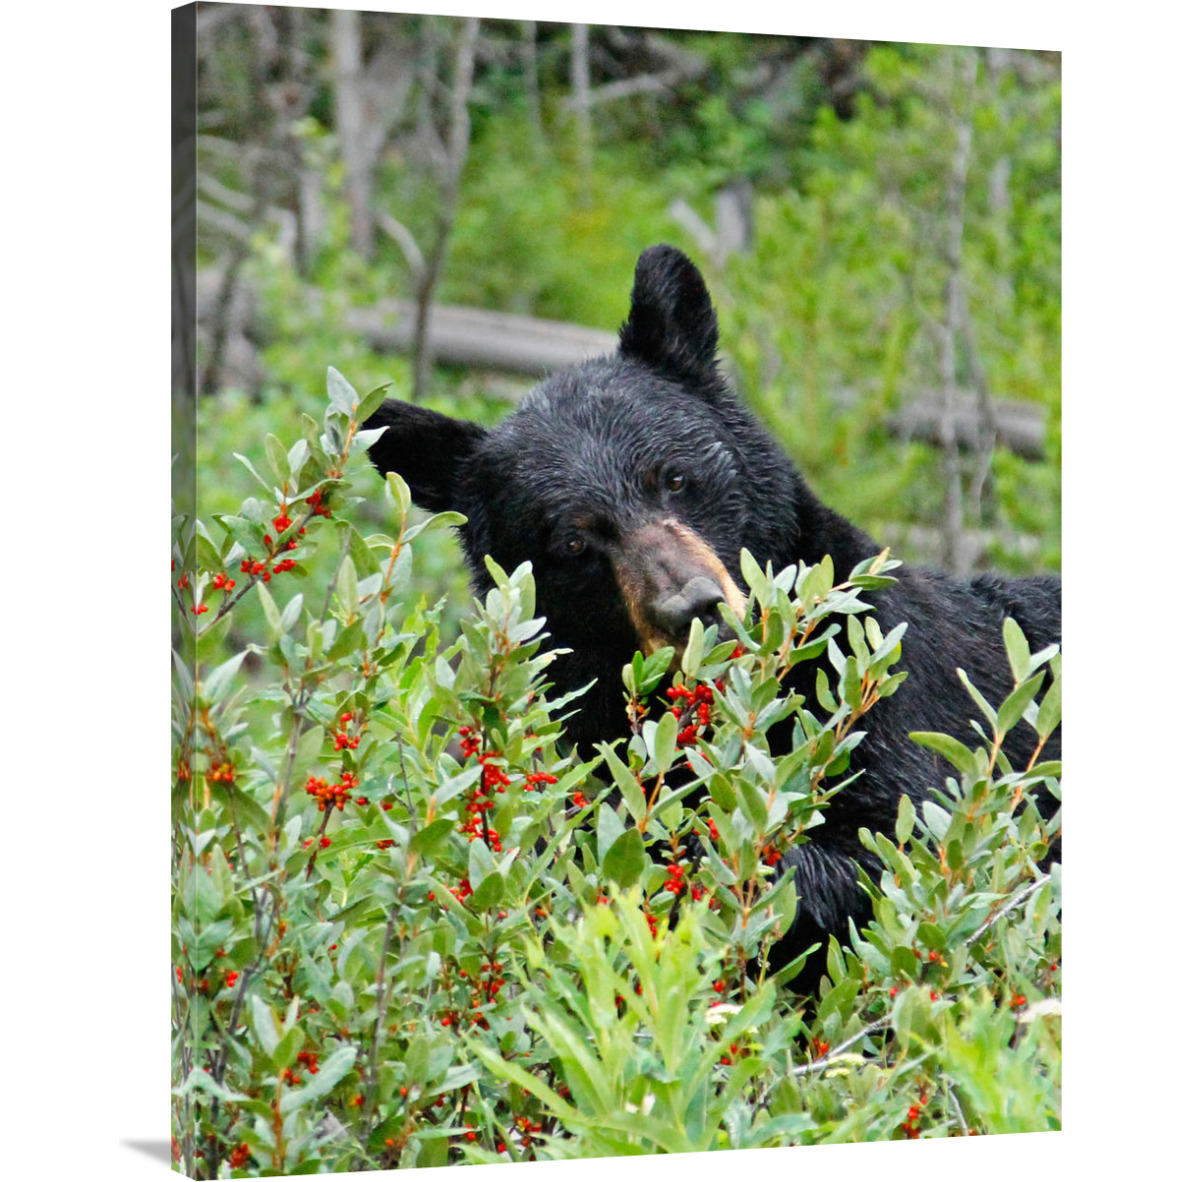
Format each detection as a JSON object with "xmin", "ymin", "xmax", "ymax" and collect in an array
[{"xmin": 172, "ymin": 4, "xmax": 1062, "ymax": 1174}]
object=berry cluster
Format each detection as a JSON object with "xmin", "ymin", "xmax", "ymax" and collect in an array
[
  {"xmin": 665, "ymin": 681, "xmax": 715, "ymax": 747},
  {"xmin": 457, "ymin": 725, "xmax": 481, "ymax": 758},
  {"xmin": 718, "ymin": 1040, "xmax": 752, "ymax": 1067},
  {"xmin": 512, "ymin": 1114, "xmax": 545, "ymax": 1149},
  {"xmin": 280, "ymin": 1049, "xmax": 320, "ymax": 1086},
  {"xmin": 455, "ymin": 726, "xmax": 561, "ymax": 851},
  {"xmin": 898, "ymin": 1097, "xmax": 927, "ymax": 1139},
  {"xmin": 333, "ymin": 712, "xmax": 361, "ymax": 751},
  {"xmin": 227, "ymin": 1143, "xmax": 252, "ymax": 1169},
  {"xmin": 443, "ymin": 959, "xmax": 508, "ymax": 1034},
  {"xmin": 207, "ymin": 762, "xmax": 236, "ymax": 784},
  {"xmin": 305, "ymin": 488, "xmax": 332, "ymax": 518},
  {"xmin": 239, "ymin": 554, "xmax": 295, "ymax": 583},
  {"xmin": 305, "ymin": 769, "xmax": 359, "ymax": 811},
  {"xmin": 663, "ymin": 860, "xmax": 687, "ymax": 895},
  {"xmin": 697, "ymin": 817, "xmax": 720, "ymax": 844}
]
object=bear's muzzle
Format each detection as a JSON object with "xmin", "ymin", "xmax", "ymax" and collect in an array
[{"xmin": 612, "ymin": 518, "xmax": 747, "ymax": 655}]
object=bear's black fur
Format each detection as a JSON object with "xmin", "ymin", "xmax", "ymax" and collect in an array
[{"xmin": 365, "ymin": 245, "xmax": 1061, "ymax": 987}]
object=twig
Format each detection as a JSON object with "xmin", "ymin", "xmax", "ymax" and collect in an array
[
  {"xmin": 966, "ymin": 873, "xmax": 1051, "ymax": 947},
  {"xmin": 376, "ymin": 211, "xmax": 426, "ymax": 282},
  {"xmin": 944, "ymin": 1077, "xmax": 970, "ymax": 1135},
  {"xmin": 792, "ymin": 1016, "xmax": 892, "ymax": 1076}
]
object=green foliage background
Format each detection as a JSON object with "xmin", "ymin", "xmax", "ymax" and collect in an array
[{"xmin": 197, "ymin": 25, "xmax": 1060, "ymax": 629}]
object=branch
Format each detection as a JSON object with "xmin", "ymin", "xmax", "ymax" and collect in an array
[
  {"xmin": 967, "ymin": 873, "xmax": 1052, "ymax": 948},
  {"xmin": 410, "ymin": 16, "xmax": 480, "ymax": 402},
  {"xmin": 792, "ymin": 1016, "xmax": 892, "ymax": 1076},
  {"xmin": 563, "ymin": 66, "xmax": 689, "ymax": 109},
  {"xmin": 376, "ymin": 211, "xmax": 426, "ymax": 282}
]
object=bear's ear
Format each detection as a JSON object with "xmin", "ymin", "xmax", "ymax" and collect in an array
[
  {"xmin": 363, "ymin": 400, "xmax": 487, "ymax": 513},
  {"xmin": 618, "ymin": 245, "xmax": 719, "ymax": 380}
]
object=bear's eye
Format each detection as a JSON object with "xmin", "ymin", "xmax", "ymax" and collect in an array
[
  {"xmin": 663, "ymin": 469, "xmax": 686, "ymax": 493},
  {"xmin": 564, "ymin": 535, "xmax": 587, "ymax": 557}
]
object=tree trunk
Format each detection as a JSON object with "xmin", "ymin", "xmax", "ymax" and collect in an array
[
  {"xmin": 331, "ymin": 8, "xmax": 373, "ymax": 262},
  {"xmin": 410, "ymin": 17, "xmax": 480, "ymax": 402},
  {"xmin": 937, "ymin": 49, "xmax": 979, "ymax": 575},
  {"xmin": 522, "ymin": 20, "xmax": 542, "ymax": 134},
  {"xmin": 570, "ymin": 24, "xmax": 593, "ymax": 204}
]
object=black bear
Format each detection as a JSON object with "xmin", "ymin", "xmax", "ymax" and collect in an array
[{"xmin": 365, "ymin": 245, "xmax": 1061, "ymax": 984}]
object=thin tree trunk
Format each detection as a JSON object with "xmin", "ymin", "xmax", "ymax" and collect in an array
[
  {"xmin": 332, "ymin": 8, "xmax": 373, "ymax": 261},
  {"xmin": 410, "ymin": 17, "xmax": 480, "ymax": 403},
  {"xmin": 522, "ymin": 20, "xmax": 542, "ymax": 134},
  {"xmin": 937, "ymin": 49, "xmax": 979, "ymax": 574},
  {"xmin": 570, "ymin": 23, "xmax": 593, "ymax": 203}
]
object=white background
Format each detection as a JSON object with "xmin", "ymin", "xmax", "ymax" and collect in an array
[{"xmin": 2, "ymin": 1, "xmax": 1176, "ymax": 1179}]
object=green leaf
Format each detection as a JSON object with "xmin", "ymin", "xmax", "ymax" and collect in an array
[
  {"xmin": 249, "ymin": 995, "xmax": 279, "ymax": 1057},
  {"xmin": 467, "ymin": 838, "xmax": 495, "ymax": 891},
  {"xmin": 256, "ymin": 580, "xmax": 281, "ymax": 635},
  {"xmin": 202, "ymin": 651, "xmax": 247, "ymax": 703},
  {"xmin": 386, "ymin": 471, "xmax": 412, "ymax": 519},
  {"xmin": 799, "ymin": 554, "xmax": 834, "ymax": 606},
  {"xmin": 232, "ymin": 452, "xmax": 272, "ymax": 494},
  {"xmin": 596, "ymin": 803, "xmax": 626, "ymax": 863},
  {"xmin": 895, "ymin": 792, "xmax": 916, "ymax": 845},
  {"xmin": 409, "ymin": 818, "xmax": 455, "ymax": 858},
  {"xmin": 265, "ymin": 433, "xmax": 289, "ymax": 486},
  {"xmin": 909, "ymin": 731, "xmax": 977, "ymax": 776},
  {"xmin": 326, "ymin": 366, "xmax": 359, "ymax": 415},
  {"xmin": 1003, "ymin": 617, "xmax": 1032, "ymax": 683},
  {"xmin": 469, "ymin": 870, "xmax": 504, "ymax": 911},
  {"xmin": 1037, "ymin": 663, "xmax": 1062, "ymax": 740},
  {"xmin": 280, "ymin": 1046, "xmax": 357, "ymax": 1115},
  {"xmin": 602, "ymin": 828, "xmax": 646, "ymax": 889},
  {"xmin": 356, "ymin": 381, "xmax": 393, "ymax": 423},
  {"xmin": 737, "ymin": 776, "xmax": 769, "ymax": 831},
  {"xmin": 404, "ymin": 510, "xmax": 467, "ymax": 541},
  {"xmin": 598, "ymin": 743, "xmax": 646, "ymax": 822},
  {"xmin": 997, "ymin": 671, "xmax": 1046, "ymax": 736},
  {"xmin": 279, "ymin": 592, "xmax": 304, "ymax": 635},
  {"xmin": 740, "ymin": 549, "xmax": 769, "ymax": 601},
  {"xmin": 957, "ymin": 668, "xmax": 998, "ymax": 729},
  {"xmin": 652, "ymin": 709, "xmax": 678, "ymax": 774},
  {"xmin": 336, "ymin": 555, "xmax": 358, "ymax": 617},
  {"xmin": 680, "ymin": 617, "xmax": 706, "ymax": 679},
  {"xmin": 273, "ymin": 1023, "xmax": 306, "ymax": 1071}
]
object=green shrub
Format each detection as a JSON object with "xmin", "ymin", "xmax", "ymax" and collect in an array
[{"xmin": 171, "ymin": 370, "xmax": 1061, "ymax": 1175}]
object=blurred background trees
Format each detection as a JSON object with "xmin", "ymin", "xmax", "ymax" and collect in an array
[{"xmin": 191, "ymin": 7, "xmax": 1060, "ymax": 594}]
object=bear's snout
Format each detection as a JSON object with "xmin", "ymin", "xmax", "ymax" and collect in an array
[
  {"xmin": 613, "ymin": 519, "xmax": 746, "ymax": 655},
  {"xmin": 650, "ymin": 575, "xmax": 730, "ymax": 641}
]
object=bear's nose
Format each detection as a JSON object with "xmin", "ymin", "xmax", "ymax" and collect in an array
[{"xmin": 650, "ymin": 576, "xmax": 729, "ymax": 640}]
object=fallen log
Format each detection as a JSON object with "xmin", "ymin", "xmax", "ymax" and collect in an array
[
  {"xmin": 876, "ymin": 522, "xmax": 1047, "ymax": 571},
  {"xmin": 343, "ymin": 301, "xmax": 617, "ymax": 377},
  {"xmin": 194, "ymin": 271, "xmax": 1048, "ymax": 460},
  {"xmin": 888, "ymin": 390, "xmax": 1047, "ymax": 461}
]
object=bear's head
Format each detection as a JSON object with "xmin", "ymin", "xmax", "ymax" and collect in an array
[{"xmin": 365, "ymin": 246, "xmax": 810, "ymax": 744}]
